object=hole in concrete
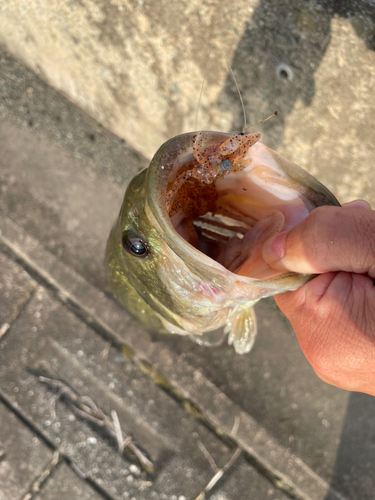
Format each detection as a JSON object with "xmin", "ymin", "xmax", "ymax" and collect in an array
[{"xmin": 276, "ymin": 63, "xmax": 294, "ymax": 81}]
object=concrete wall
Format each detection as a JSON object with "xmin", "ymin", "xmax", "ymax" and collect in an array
[
  {"xmin": 0, "ymin": 0, "xmax": 374, "ymax": 203},
  {"xmin": 0, "ymin": 0, "xmax": 253, "ymax": 158}
]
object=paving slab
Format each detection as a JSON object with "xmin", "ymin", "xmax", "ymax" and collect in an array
[
  {"xmin": 161, "ymin": 298, "xmax": 349, "ymax": 480},
  {"xmin": 208, "ymin": 456, "xmax": 289, "ymax": 500},
  {"xmin": 0, "ymin": 400, "xmax": 53, "ymax": 500},
  {"xmin": 0, "ymin": 209, "xmax": 346, "ymax": 500},
  {"xmin": 0, "ymin": 279, "xmax": 290, "ymax": 500},
  {"xmin": 34, "ymin": 462, "xmax": 104, "ymax": 500},
  {"xmin": 0, "ymin": 252, "xmax": 37, "ymax": 337}
]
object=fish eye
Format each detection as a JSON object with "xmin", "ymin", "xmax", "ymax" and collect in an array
[{"xmin": 122, "ymin": 232, "xmax": 149, "ymax": 258}]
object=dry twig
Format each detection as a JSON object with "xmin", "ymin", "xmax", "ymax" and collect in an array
[
  {"xmin": 21, "ymin": 451, "xmax": 60, "ymax": 500},
  {"xmin": 100, "ymin": 341, "xmax": 111, "ymax": 363},
  {"xmin": 193, "ymin": 415, "xmax": 242, "ymax": 500},
  {"xmin": 193, "ymin": 445, "xmax": 242, "ymax": 500},
  {"xmin": 29, "ymin": 363, "xmax": 154, "ymax": 474}
]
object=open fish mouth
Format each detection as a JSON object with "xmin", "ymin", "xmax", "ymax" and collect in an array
[
  {"xmin": 106, "ymin": 130, "xmax": 340, "ymax": 354},
  {"xmin": 167, "ymin": 139, "xmax": 315, "ymax": 281}
]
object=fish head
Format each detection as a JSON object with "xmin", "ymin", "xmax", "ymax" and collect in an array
[
  {"xmin": 106, "ymin": 136, "xmax": 242, "ymax": 334},
  {"xmin": 106, "ymin": 131, "xmax": 340, "ymax": 347}
]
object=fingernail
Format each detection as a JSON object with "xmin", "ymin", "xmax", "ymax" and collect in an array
[{"xmin": 262, "ymin": 231, "xmax": 288, "ymax": 265}]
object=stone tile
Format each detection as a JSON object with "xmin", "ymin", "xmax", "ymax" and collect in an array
[
  {"xmin": 34, "ymin": 462, "xmax": 104, "ymax": 500},
  {"xmin": 0, "ymin": 48, "xmax": 357, "ymax": 498},
  {"xmin": 0, "ymin": 215, "xmax": 346, "ymax": 500},
  {"xmin": 0, "ymin": 286, "xmax": 283, "ymax": 500},
  {"xmin": 0, "ymin": 400, "xmax": 52, "ymax": 500},
  {"xmin": 208, "ymin": 456, "xmax": 290, "ymax": 500},
  {"xmin": 0, "ymin": 251, "xmax": 36, "ymax": 335},
  {"xmin": 0, "ymin": 105, "xmax": 353, "ymax": 498},
  {"xmin": 161, "ymin": 297, "xmax": 350, "ymax": 484}
]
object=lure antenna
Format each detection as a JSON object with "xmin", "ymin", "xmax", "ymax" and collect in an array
[
  {"xmin": 194, "ymin": 46, "xmax": 213, "ymax": 131},
  {"xmin": 215, "ymin": 45, "xmax": 247, "ymax": 131},
  {"xmin": 195, "ymin": 44, "xmax": 247, "ymax": 132},
  {"xmin": 240, "ymin": 111, "xmax": 278, "ymax": 135}
]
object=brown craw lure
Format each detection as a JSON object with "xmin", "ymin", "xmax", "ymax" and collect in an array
[{"xmin": 166, "ymin": 131, "xmax": 261, "ymax": 220}]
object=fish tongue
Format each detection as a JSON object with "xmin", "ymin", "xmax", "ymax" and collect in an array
[{"xmin": 233, "ymin": 211, "xmax": 285, "ymax": 278}]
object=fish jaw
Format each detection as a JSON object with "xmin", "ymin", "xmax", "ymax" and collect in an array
[{"xmin": 106, "ymin": 182, "xmax": 276, "ymax": 340}]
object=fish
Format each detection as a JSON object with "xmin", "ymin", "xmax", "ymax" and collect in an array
[{"xmin": 105, "ymin": 130, "xmax": 340, "ymax": 354}]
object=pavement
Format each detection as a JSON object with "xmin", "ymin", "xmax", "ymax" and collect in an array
[{"xmin": 0, "ymin": 47, "xmax": 375, "ymax": 500}]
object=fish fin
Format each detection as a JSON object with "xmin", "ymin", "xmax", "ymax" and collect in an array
[
  {"xmin": 189, "ymin": 327, "xmax": 227, "ymax": 347},
  {"xmin": 225, "ymin": 305, "xmax": 258, "ymax": 354}
]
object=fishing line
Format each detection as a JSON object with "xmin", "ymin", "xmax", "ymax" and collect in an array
[
  {"xmin": 194, "ymin": 45, "xmax": 213, "ymax": 132},
  {"xmin": 195, "ymin": 44, "xmax": 247, "ymax": 132}
]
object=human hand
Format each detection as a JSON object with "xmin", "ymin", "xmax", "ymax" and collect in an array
[{"xmin": 262, "ymin": 200, "xmax": 375, "ymax": 396}]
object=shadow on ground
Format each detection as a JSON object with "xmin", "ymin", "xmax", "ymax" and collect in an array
[
  {"xmin": 218, "ymin": 0, "xmax": 375, "ymax": 150},
  {"xmin": 218, "ymin": 3, "xmax": 375, "ymax": 497},
  {"xmin": 325, "ymin": 393, "xmax": 375, "ymax": 500}
]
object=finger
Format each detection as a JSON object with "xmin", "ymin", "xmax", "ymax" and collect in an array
[
  {"xmin": 262, "ymin": 205, "xmax": 375, "ymax": 277},
  {"xmin": 275, "ymin": 273, "xmax": 375, "ymax": 394},
  {"xmin": 342, "ymin": 199, "xmax": 372, "ymax": 210}
]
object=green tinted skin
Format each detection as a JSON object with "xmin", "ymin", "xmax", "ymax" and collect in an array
[{"xmin": 106, "ymin": 170, "xmax": 172, "ymax": 334}]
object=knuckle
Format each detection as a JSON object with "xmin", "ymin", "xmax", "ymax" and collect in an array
[
  {"xmin": 299, "ymin": 209, "xmax": 323, "ymax": 256},
  {"xmin": 298, "ymin": 207, "xmax": 339, "ymax": 268},
  {"xmin": 353, "ymin": 211, "xmax": 375, "ymax": 269}
]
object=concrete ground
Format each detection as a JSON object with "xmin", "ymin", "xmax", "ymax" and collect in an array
[{"xmin": 0, "ymin": 44, "xmax": 374, "ymax": 500}]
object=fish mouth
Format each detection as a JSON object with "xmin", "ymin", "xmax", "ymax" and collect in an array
[
  {"xmin": 147, "ymin": 132, "xmax": 338, "ymax": 284},
  {"xmin": 167, "ymin": 140, "xmax": 311, "ymax": 281}
]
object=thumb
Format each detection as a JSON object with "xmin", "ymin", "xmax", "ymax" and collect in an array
[{"xmin": 262, "ymin": 204, "xmax": 375, "ymax": 278}]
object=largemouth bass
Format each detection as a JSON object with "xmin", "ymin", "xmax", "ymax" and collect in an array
[{"xmin": 106, "ymin": 131, "xmax": 339, "ymax": 354}]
